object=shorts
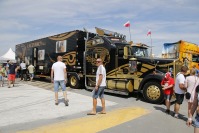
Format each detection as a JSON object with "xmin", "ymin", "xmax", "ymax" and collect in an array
[
  {"xmin": 92, "ymin": 86, "xmax": 106, "ymax": 99},
  {"xmin": 8, "ymin": 74, "xmax": 16, "ymax": 81},
  {"xmin": 29, "ymin": 73, "xmax": 34, "ymax": 78},
  {"xmin": 164, "ymin": 94, "xmax": 172, "ymax": 101},
  {"xmin": 54, "ymin": 80, "xmax": 66, "ymax": 92},
  {"xmin": 175, "ymin": 93, "xmax": 184, "ymax": 104},
  {"xmin": 194, "ymin": 113, "xmax": 199, "ymax": 128},
  {"xmin": 0, "ymin": 75, "xmax": 4, "ymax": 81}
]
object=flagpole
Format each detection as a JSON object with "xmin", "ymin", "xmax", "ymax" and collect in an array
[
  {"xmin": 129, "ymin": 26, "xmax": 131, "ymax": 42},
  {"xmin": 150, "ymin": 34, "xmax": 152, "ymax": 57}
]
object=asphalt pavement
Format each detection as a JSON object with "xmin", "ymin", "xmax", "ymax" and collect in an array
[
  {"xmin": 0, "ymin": 78, "xmax": 194, "ymax": 133},
  {"xmin": 0, "ymin": 79, "xmax": 116, "ymax": 133}
]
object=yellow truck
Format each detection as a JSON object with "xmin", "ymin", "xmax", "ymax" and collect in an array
[{"xmin": 162, "ymin": 40, "xmax": 199, "ymax": 69}]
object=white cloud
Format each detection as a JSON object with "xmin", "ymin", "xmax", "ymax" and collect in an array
[
  {"xmin": 0, "ymin": 0, "xmax": 198, "ymax": 57},
  {"xmin": 0, "ymin": 20, "xmax": 30, "ymax": 31}
]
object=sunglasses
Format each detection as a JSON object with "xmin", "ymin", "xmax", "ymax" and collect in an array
[{"xmin": 96, "ymin": 61, "xmax": 101, "ymax": 63}]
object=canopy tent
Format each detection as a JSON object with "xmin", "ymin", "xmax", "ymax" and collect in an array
[{"xmin": 0, "ymin": 48, "xmax": 16, "ymax": 63}]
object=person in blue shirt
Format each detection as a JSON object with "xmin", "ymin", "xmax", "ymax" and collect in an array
[
  {"xmin": 192, "ymin": 65, "xmax": 199, "ymax": 76},
  {"xmin": 6, "ymin": 60, "xmax": 10, "ymax": 77}
]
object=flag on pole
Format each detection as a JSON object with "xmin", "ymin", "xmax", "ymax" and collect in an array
[
  {"xmin": 147, "ymin": 29, "xmax": 151, "ymax": 36},
  {"xmin": 123, "ymin": 21, "xmax": 130, "ymax": 27}
]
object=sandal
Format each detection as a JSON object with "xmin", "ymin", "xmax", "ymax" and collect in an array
[
  {"xmin": 87, "ymin": 112, "xmax": 96, "ymax": 115},
  {"xmin": 98, "ymin": 112, "xmax": 106, "ymax": 114}
]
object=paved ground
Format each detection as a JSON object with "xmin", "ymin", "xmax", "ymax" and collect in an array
[
  {"xmin": 0, "ymin": 81, "xmax": 116, "ymax": 127},
  {"xmin": 0, "ymin": 78, "xmax": 194, "ymax": 133}
]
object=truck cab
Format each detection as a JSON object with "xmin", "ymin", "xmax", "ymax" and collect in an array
[{"xmin": 85, "ymin": 27, "xmax": 182, "ymax": 104}]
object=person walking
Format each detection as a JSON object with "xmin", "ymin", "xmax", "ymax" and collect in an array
[
  {"xmin": 6, "ymin": 60, "xmax": 10, "ymax": 76},
  {"xmin": 173, "ymin": 65, "xmax": 188, "ymax": 118},
  {"xmin": 192, "ymin": 65, "xmax": 199, "ymax": 76},
  {"xmin": 27, "ymin": 63, "xmax": 35, "ymax": 81},
  {"xmin": 161, "ymin": 72, "xmax": 175, "ymax": 114},
  {"xmin": 186, "ymin": 85, "xmax": 199, "ymax": 133},
  {"xmin": 51, "ymin": 56, "xmax": 69, "ymax": 106},
  {"xmin": 185, "ymin": 69, "xmax": 199, "ymax": 122},
  {"xmin": 8, "ymin": 61, "xmax": 19, "ymax": 88},
  {"xmin": 6, "ymin": 60, "xmax": 10, "ymax": 86},
  {"xmin": 20, "ymin": 61, "xmax": 26, "ymax": 81},
  {"xmin": 87, "ymin": 58, "xmax": 106, "ymax": 115},
  {"xmin": 0, "ymin": 64, "xmax": 6, "ymax": 87}
]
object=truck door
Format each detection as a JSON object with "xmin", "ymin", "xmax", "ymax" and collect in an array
[
  {"xmin": 32, "ymin": 48, "xmax": 38, "ymax": 70},
  {"xmin": 116, "ymin": 47, "xmax": 129, "ymax": 74}
]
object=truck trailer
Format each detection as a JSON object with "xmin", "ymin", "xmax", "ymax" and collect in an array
[{"xmin": 15, "ymin": 30, "xmax": 96, "ymax": 88}]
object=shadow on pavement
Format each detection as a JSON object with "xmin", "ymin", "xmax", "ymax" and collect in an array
[{"xmin": 153, "ymin": 106, "xmax": 187, "ymax": 122}]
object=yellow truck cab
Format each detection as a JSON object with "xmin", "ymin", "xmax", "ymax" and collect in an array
[{"xmin": 162, "ymin": 40, "xmax": 199, "ymax": 70}]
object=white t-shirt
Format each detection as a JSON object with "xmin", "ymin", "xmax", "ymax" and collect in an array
[
  {"xmin": 174, "ymin": 73, "xmax": 185, "ymax": 94},
  {"xmin": 28, "ymin": 65, "xmax": 35, "ymax": 73},
  {"xmin": 96, "ymin": 65, "xmax": 106, "ymax": 87},
  {"xmin": 20, "ymin": 63, "xmax": 26, "ymax": 70},
  {"xmin": 51, "ymin": 61, "xmax": 66, "ymax": 80},
  {"xmin": 185, "ymin": 75, "xmax": 199, "ymax": 102}
]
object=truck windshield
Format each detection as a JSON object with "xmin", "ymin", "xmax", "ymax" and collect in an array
[
  {"xmin": 192, "ymin": 55, "xmax": 199, "ymax": 63},
  {"xmin": 106, "ymin": 37, "xmax": 127, "ymax": 44},
  {"xmin": 131, "ymin": 46, "xmax": 149, "ymax": 57}
]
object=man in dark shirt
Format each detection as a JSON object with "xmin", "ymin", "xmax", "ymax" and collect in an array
[{"xmin": 8, "ymin": 61, "xmax": 19, "ymax": 88}]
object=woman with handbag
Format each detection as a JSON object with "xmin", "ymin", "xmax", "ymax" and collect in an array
[
  {"xmin": 185, "ymin": 69, "xmax": 199, "ymax": 121},
  {"xmin": 187, "ymin": 85, "xmax": 199, "ymax": 133},
  {"xmin": 0, "ymin": 64, "xmax": 6, "ymax": 87}
]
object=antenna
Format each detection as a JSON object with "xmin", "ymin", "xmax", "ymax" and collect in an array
[
  {"xmin": 83, "ymin": 27, "xmax": 89, "ymax": 41},
  {"xmin": 83, "ymin": 27, "xmax": 88, "ymax": 32}
]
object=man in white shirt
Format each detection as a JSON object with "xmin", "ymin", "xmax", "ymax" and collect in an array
[
  {"xmin": 173, "ymin": 65, "xmax": 188, "ymax": 118},
  {"xmin": 20, "ymin": 61, "xmax": 26, "ymax": 81},
  {"xmin": 51, "ymin": 56, "xmax": 69, "ymax": 106},
  {"xmin": 87, "ymin": 58, "xmax": 106, "ymax": 115}
]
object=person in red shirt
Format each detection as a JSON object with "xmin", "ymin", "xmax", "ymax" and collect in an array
[{"xmin": 161, "ymin": 72, "xmax": 175, "ymax": 114}]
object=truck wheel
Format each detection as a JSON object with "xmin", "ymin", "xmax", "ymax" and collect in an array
[
  {"xmin": 69, "ymin": 75, "xmax": 80, "ymax": 89},
  {"xmin": 142, "ymin": 81, "xmax": 164, "ymax": 104}
]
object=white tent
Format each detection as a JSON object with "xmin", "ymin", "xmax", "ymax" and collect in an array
[{"xmin": 0, "ymin": 48, "xmax": 16, "ymax": 63}]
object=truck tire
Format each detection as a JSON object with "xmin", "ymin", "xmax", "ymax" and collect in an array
[
  {"xmin": 69, "ymin": 75, "xmax": 80, "ymax": 89},
  {"xmin": 142, "ymin": 81, "xmax": 164, "ymax": 104}
]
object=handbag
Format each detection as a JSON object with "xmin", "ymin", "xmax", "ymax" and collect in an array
[{"xmin": 185, "ymin": 92, "xmax": 191, "ymax": 100}]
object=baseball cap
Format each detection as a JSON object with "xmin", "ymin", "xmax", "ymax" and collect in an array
[{"xmin": 165, "ymin": 72, "xmax": 171, "ymax": 79}]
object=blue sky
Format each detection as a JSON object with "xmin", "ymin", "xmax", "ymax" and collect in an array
[{"xmin": 0, "ymin": 0, "xmax": 199, "ymax": 57}]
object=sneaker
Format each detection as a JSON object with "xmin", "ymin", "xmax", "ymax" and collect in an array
[
  {"xmin": 65, "ymin": 99, "xmax": 69, "ymax": 106},
  {"xmin": 174, "ymin": 114, "xmax": 179, "ymax": 119},
  {"xmin": 55, "ymin": 102, "xmax": 58, "ymax": 105},
  {"xmin": 165, "ymin": 109, "xmax": 170, "ymax": 114}
]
